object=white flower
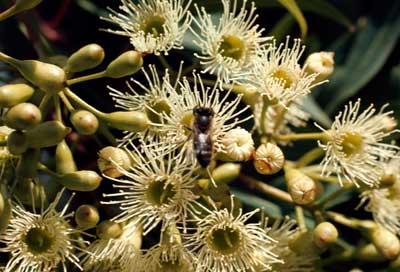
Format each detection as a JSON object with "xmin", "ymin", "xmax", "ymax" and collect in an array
[
  {"xmin": 81, "ymin": 221, "xmax": 142, "ymax": 272},
  {"xmin": 239, "ymin": 38, "xmax": 322, "ymax": 106},
  {"xmin": 266, "ymin": 217, "xmax": 316, "ymax": 272},
  {"xmin": 107, "ymin": 65, "xmax": 175, "ymax": 145},
  {"xmin": 317, "ymin": 99, "xmax": 400, "ymax": 187},
  {"xmin": 185, "ymin": 197, "xmax": 281, "ymax": 272},
  {"xmin": 103, "ymin": 142, "xmax": 199, "ymax": 235},
  {"xmin": 159, "ymin": 73, "xmax": 251, "ymax": 163},
  {"xmin": 192, "ymin": 0, "xmax": 269, "ymax": 84},
  {"xmin": 0, "ymin": 190, "xmax": 85, "ymax": 272},
  {"xmin": 102, "ymin": 0, "xmax": 192, "ymax": 55},
  {"xmin": 140, "ymin": 243, "xmax": 194, "ymax": 272},
  {"xmin": 359, "ymin": 156, "xmax": 400, "ymax": 234}
]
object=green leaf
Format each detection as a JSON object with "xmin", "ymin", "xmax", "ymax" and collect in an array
[
  {"xmin": 277, "ymin": 0, "xmax": 307, "ymax": 39},
  {"xmin": 76, "ymin": 0, "xmax": 108, "ymax": 17},
  {"xmin": 231, "ymin": 189, "xmax": 282, "ymax": 218},
  {"xmin": 324, "ymin": 2, "xmax": 400, "ymax": 114},
  {"xmin": 302, "ymin": 95, "xmax": 332, "ymax": 128}
]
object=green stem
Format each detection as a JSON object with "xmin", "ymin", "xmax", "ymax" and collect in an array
[
  {"xmin": 295, "ymin": 206, "xmax": 307, "ymax": 232},
  {"xmin": 326, "ymin": 211, "xmax": 373, "ymax": 230},
  {"xmin": 39, "ymin": 94, "xmax": 51, "ymax": 116},
  {"xmin": 181, "ymin": 62, "xmax": 201, "ymax": 76},
  {"xmin": 53, "ymin": 95, "xmax": 62, "ymax": 122},
  {"xmin": 296, "ymin": 147, "xmax": 324, "ymax": 167},
  {"xmin": 302, "ymin": 171, "xmax": 343, "ymax": 185},
  {"xmin": 63, "ymin": 87, "xmax": 106, "ymax": 118},
  {"xmin": 37, "ymin": 162, "xmax": 61, "ymax": 178},
  {"xmin": 66, "ymin": 71, "xmax": 107, "ymax": 86},
  {"xmin": 239, "ymin": 174, "xmax": 293, "ymax": 204},
  {"xmin": 0, "ymin": 51, "xmax": 16, "ymax": 65},
  {"xmin": 58, "ymin": 92, "xmax": 74, "ymax": 112},
  {"xmin": 158, "ymin": 54, "xmax": 174, "ymax": 73},
  {"xmin": 259, "ymin": 100, "xmax": 269, "ymax": 135},
  {"xmin": 0, "ymin": 4, "xmax": 15, "ymax": 21},
  {"xmin": 275, "ymin": 132, "xmax": 328, "ymax": 142}
]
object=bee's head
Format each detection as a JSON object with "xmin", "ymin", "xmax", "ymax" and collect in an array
[{"xmin": 193, "ymin": 107, "xmax": 214, "ymax": 117}]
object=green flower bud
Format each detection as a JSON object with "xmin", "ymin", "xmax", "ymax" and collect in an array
[
  {"xmin": 14, "ymin": 178, "xmax": 46, "ymax": 206},
  {"xmin": 0, "ymin": 198, "xmax": 12, "ymax": 234},
  {"xmin": 105, "ymin": 51, "xmax": 143, "ymax": 78},
  {"xmin": 211, "ymin": 163, "xmax": 241, "ymax": 184},
  {"xmin": 0, "ymin": 84, "xmax": 34, "ymax": 107},
  {"xmin": 55, "ymin": 140, "xmax": 77, "ymax": 174},
  {"xmin": 4, "ymin": 102, "xmax": 42, "ymax": 130},
  {"xmin": 313, "ymin": 222, "xmax": 338, "ymax": 248},
  {"xmin": 285, "ymin": 168, "xmax": 319, "ymax": 205},
  {"xmin": 70, "ymin": 110, "xmax": 99, "ymax": 135},
  {"xmin": 7, "ymin": 59, "xmax": 66, "ymax": 94},
  {"xmin": 96, "ymin": 220, "xmax": 122, "ymax": 239},
  {"xmin": 65, "ymin": 44, "xmax": 105, "ymax": 73},
  {"xmin": 97, "ymin": 146, "xmax": 133, "ymax": 178},
  {"xmin": 75, "ymin": 204, "xmax": 100, "ymax": 229},
  {"xmin": 288, "ymin": 230, "xmax": 320, "ymax": 255},
  {"xmin": 58, "ymin": 170, "xmax": 102, "ymax": 191},
  {"xmin": 231, "ymin": 85, "xmax": 260, "ymax": 106},
  {"xmin": 26, "ymin": 121, "xmax": 71, "ymax": 148},
  {"xmin": 7, "ymin": 130, "xmax": 28, "ymax": 155},
  {"xmin": 370, "ymin": 227, "xmax": 400, "ymax": 260},
  {"xmin": 14, "ymin": 0, "xmax": 43, "ymax": 13},
  {"xmin": 102, "ymin": 111, "xmax": 149, "ymax": 132},
  {"xmin": 356, "ymin": 243, "xmax": 386, "ymax": 262},
  {"xmin": 16, "ymin": 148, "xmax": 40, "ymax": 180}
]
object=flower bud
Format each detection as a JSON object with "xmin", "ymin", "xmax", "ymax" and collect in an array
[
  {"xmin": 370, "ymin": 227, "xmax": 400, "ymax": 260},
  {"xmin": 8, "ymin": 59, "xmax": 66, "ymax": 94},
  {"xmin": 356, "ymin": 243, "xmax": 386, "ymax": 262},
  {"xmin": 211, "ymin": 163, "xmax": 241, "ymax": 184},
  {"xmin": 288, "ymin": 230, "xmax": 320, "ymax": 255},
  {"xmin": 102, "ymin": 111, "xmax": 149, "ymax": 132},
  {"xmin": 313, "ymin": 222, "xmax": 338, "ymax": 248},
  {"xmin": 96, "ymin": 220, "xmax": 122, "ymax": 239},
  {"xmin": 16, "ymin": 148, "xmax": 40, "ymax": 180},
  {"xmin": 253, "ymin": 143, "xmax": 285, "ymax": 175},
  {"xmin": 105, "ymin": 51, "xmax": 143, "ymax": 78},
  {"xmin": 58, "ymin": 170, "xmax": 102, "ymax": 191},
  {"xmin": 26, "ymin": 121, "xmax": 71, "ymax": 148},
  {"xmin": 231, "ymin": 85, "xmax": 260, "ymax": 106},
  {"xmin": 0, "ymin": 84, "xmax": 34, "ymax": 107},
  {"xmin": 285, "ymin": 168, "xmax": 318, "ymax": 205},
  {"xmin": 65, "ymin": 44, "xmax": 105, "ymax": 73},
  {"xmin": 7, "ymin": 130, "xmax": 28, "ymax": 155},
  {"xmin": 218, "ymin": 128, "xmax": 254, "ymax": 162},
  {"xmin": 55, "ymin": 140, "xmax": 77, "ymax": 174},
  {"xmin": 75, "ymin": 204, "xmax": 100, "ymax": 229},
  {"xmin": 14, "ymin": 0, "xmax": 42, "ymax": 13},
  {"xmin": 0, "ymin": 198, "xmax": 12, "ymax": 234},
  {"xmin": 304, "ymin": 51, "xmax": 335, "ymax": 83},
  {"xmin": 70, "ymin": 110, "xmax": 99, "ymax": 135},
  {"xmin": 4, "ymin": 103, "xmax": 42, "ymax": 130},
  {"xmin": 97, "ymin": 146, "xmax": 133, "ymax": 178}
]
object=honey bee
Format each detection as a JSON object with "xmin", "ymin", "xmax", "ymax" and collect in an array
[{"xmin": 192, "ymin": 107, "xmax": 214, "ymax": 168}]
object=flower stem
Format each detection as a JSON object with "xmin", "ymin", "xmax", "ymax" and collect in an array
[
  {"xmin": 53, "ymin": 95, "xmax": 62, "ymax": 122},
  {"xmin": 58, "ymin": 92, "xmax": 74, "ymax": 112},
  {"xmin": 63, "ymin": 87, "xmax": 106, "ymax": 118},
  {"xmin": 296, "ymin": 147, "xmax": 324, "ymax": 167},
  {"xmin": 239, "ymin": 174, "xmax": 293, "ymax": 203},
  {"xmin": 275, "ymin": 132, "xmax": 328, "ymax": 142},
  {"xmin": 0, "ymin": 4, "xmax": 15, "ymax": 22},
  {"xmin": 326, "ymin": 211, "xmax": 374, "ymax": 230},
  {"xmin": 66, "ymin": 71, "xmax": 107, "ymax": 86},
  {"xmin": 295, "ymin": 206, "xmax": 307, "ymax": 232}
]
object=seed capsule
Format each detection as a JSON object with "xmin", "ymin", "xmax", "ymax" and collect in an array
[
  {"xmin": 0, "ymin": 84, "xmax": 34, "ymax": 107},
  {"xmin": 211, "ymin": 163, "xmax": 241, "ymax": 184},
  {"xmin": 70, "ymin": 110, "xmax": 99, "ymax": 135},
  {"xmin": 105, "ymin": 51, "xmax": 143, "ymax": 78},
  {"xmin": 102, "ymin": 111, "xmax": 149, "ymax": 132},
  {"xmin": 8, "ymin": 59, "xmax": 66, "ymax": 94},
  {"xmin": 65, "ymin": 44, "xmax": 105, "ymax": 73},
  {"xmin": 26, "ymin": 121, "xmax": 71, "ymax": 148},
  {"xmin": 7, "ymin": 130, "xmax": 28, "ymax": 155},
  {"xmin": 4, "ymin": 102, "xmax": 42, "ymax": 130},
  {"xmin": 253, "ymin": 143, "xmax": 285, "ymax": 175},
  {"xmin": 96, "ymin": 220, "xmax": 122, "ymax": 239},
  {"xmin": 75, "ymin": 204, "xmax": 100, "ymax": 229},
  {"xmin": 97, "ymin": 146, "xmax": 133, "ymax": 178},
  {"xmin": 56, "ymin": 140, "xmax": 77, "ymax": 174},
  {"xmin": 285, "ymin": 168, "xmax": 318, "ymax": 205},
  {"xmin": 218, "ymin": 128, "xmax": 254, "ymax": 162},
  {"xmin": 58, "ymin": 170, "xmax": 102, "ymax": 192}
]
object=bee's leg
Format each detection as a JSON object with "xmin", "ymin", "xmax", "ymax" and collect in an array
[{"xmin": 206, "ymin": 166, "xmax": 218, "ymax": 188}]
